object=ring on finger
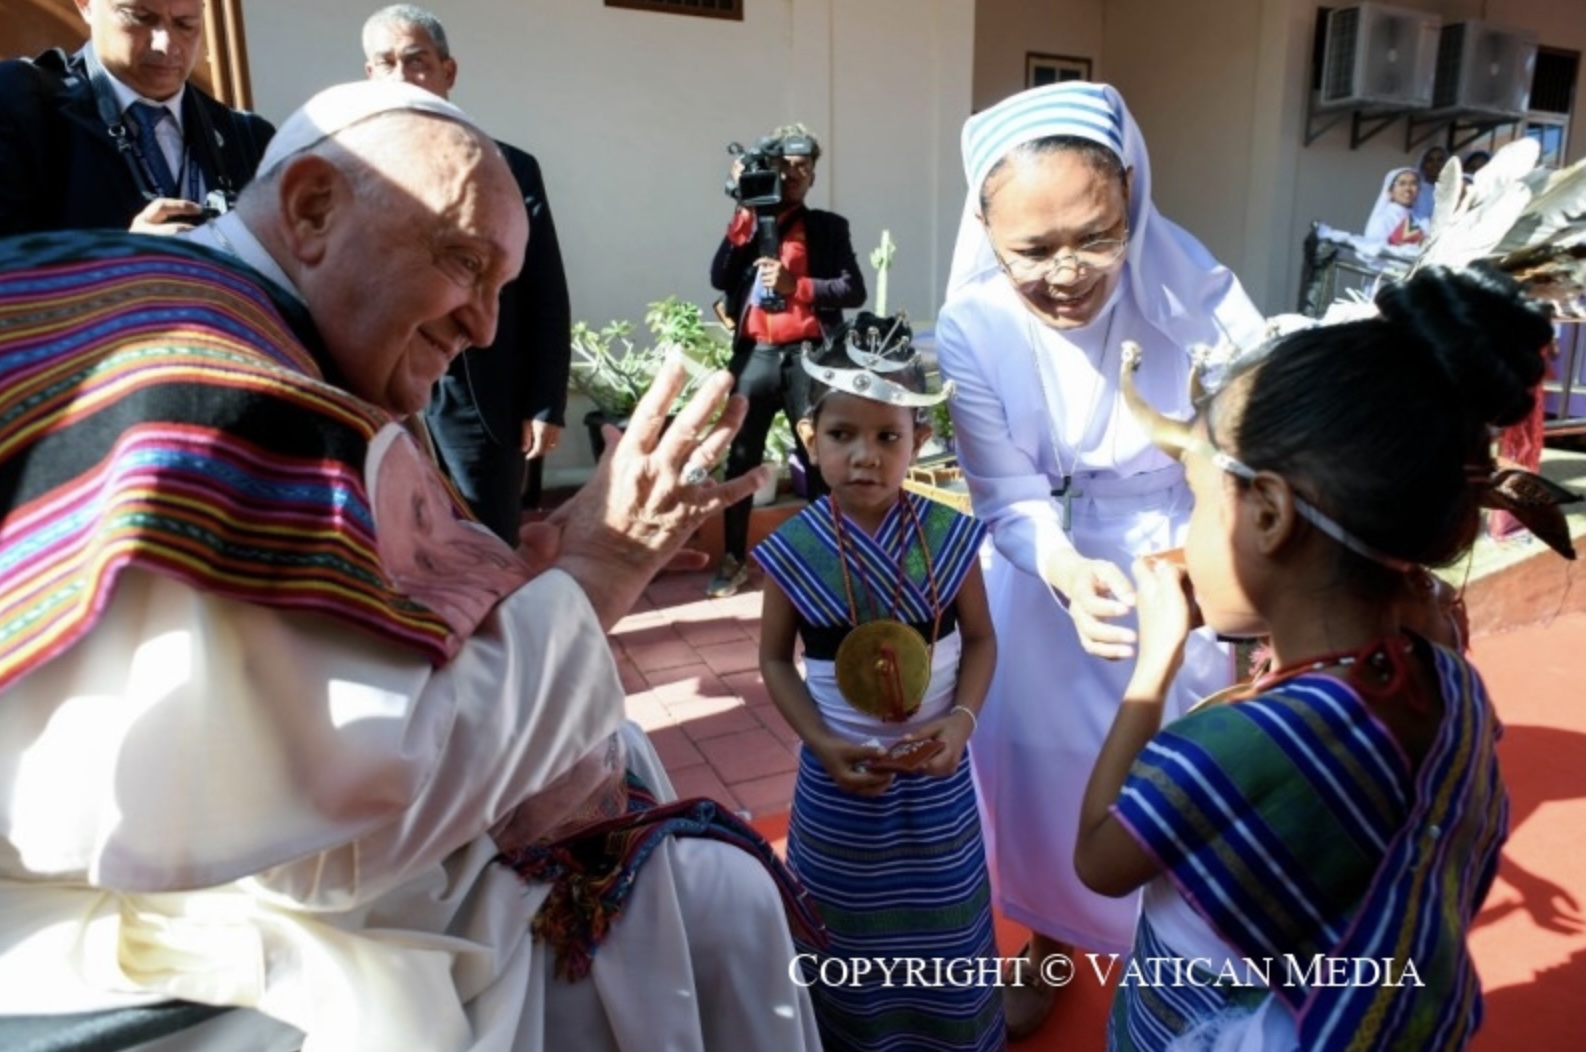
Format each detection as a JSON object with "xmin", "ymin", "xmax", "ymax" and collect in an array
[{"xmin": 681, "ymin": 463, "xmax": 710, "ymax": 486}]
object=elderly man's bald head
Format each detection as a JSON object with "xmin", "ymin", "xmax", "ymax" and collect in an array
[{"xmin": 239, "ymin": 82, "xmax": 528, "ymax": 417}]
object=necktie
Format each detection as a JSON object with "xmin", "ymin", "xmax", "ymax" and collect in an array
[{"xmin": 126, "ymin": 101, "xmax": 179, "ymax": 198}]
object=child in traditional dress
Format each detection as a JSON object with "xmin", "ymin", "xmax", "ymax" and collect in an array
[
  {"xmin": 754, "ymin": 314, "xmax": 1004, "ymax": 1052},
  {"xmin": 1075, "ymin": 265, "xmax": 1567, "ymax": 1051}
]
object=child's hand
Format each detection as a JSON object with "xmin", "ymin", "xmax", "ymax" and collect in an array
[
  {"xmin": 1130, "ymin": 555, "xmax": 1195, "ymax": 685},
  {"xmin": 811, "ymin": 735, "xmax": 894, "ymax": 797},
  {"xmin": 893, "ymin": 716, "xmax": 971, "ymax": 779}
]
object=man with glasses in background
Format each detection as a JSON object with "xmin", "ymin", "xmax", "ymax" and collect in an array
[{"xmin": 363, "ymin": 3, "xmax": 572, "ymax": 543}]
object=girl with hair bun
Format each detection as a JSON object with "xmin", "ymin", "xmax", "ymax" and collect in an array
[{"xmin": 1074, "ymin": 265, "xmax": 1558, "ymax": 1051}]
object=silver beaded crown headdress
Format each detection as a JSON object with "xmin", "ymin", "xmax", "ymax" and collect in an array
[{"xmin": 800, "ymin": 311, "xmax": 955, "ymax": 409}]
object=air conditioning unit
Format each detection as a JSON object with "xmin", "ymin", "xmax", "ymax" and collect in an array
[
  {"xmin": 1431, "ymin": 21, "xmax": 1538, "ymax": 119},
  {"xmin": 1317, "ymin": 3, "xmax": 1442, "ymax": 111}
]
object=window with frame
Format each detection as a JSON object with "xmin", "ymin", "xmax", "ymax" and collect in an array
[
  {"xmin": 605, "ymin": 0, "xmax": 742, "ymax": 21},
  {"xmin": 1525, "ymin": 48, "xmax": 1577, "ymax": 167}
]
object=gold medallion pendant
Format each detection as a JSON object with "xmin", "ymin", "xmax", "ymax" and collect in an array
[{"xmin": 834, "ymin": 618, "xmax": 931, "ymax": 722}]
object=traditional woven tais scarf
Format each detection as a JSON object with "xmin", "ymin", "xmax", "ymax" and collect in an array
[
  {"xmin": 0, "ymin": 231, "xmax": 460, "ymax": 693},
  {"xmin": 498, "ymin": 774, "xmax": 828, "ymax": 981}
]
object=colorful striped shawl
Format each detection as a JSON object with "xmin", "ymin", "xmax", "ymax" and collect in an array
[
  {"xmin": 1113, "ymin": 644, "xmax": 1507, "ymax": 1050},
  {"xmin": 0, "ymin": 232, "xmax": 457, "ymax": 693},
  {"xmin": 752, "ymin": 493, "xmax": 987, "ymax": 629}
]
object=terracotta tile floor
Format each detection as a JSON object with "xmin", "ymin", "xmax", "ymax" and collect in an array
[
  {"xmin": 618, "ymin": 562, "xmax": 1586, "ymax": 1051},
  {"xmin": 612, "ymin": 565, "xmax": 799, "ymax": 818}
]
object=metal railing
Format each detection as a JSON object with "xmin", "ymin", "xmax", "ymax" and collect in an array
[
  {"xmin": 1300, "ymin": 225, "xmax": 1586, "ymax": 437},
  {"xmin": 1297, "ymin": 225, "xmax": 1407, "ymax": 319}
]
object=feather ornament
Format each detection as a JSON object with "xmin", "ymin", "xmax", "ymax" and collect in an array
[
  {"xmin": 1412, "ymin": 139, "xmax": 1541, "ymax": 273},
  {"xmin": 1269, "ymin": 137, "xmax": 1586, "ymax": 561},
  {"xmin": 1426, "ymin": 154, "xmax": 1467, "ymax": 239},
  {"xmin": 1379, "ymin": 136, "xmax": 1586, "ymax": 315},
  {"xmin": 1495, "ymin": 155, "xmax": 1586, "ymax": 256}
]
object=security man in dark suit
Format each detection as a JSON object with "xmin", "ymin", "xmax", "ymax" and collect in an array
[
  {"xmin": 705, "ymin": 123, "xmax": 867, "ymax": 597},
  {"xmin": 0, "ymin": 0, "xmax": 274, "ymax": 236},
  {"xmin": 363, "ymin": 4, "xmax": 573, "ymax": 544}
]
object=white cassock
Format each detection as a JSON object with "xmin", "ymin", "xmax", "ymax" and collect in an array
[{"xmin": 0, "ymin": 568, "xmax": 821, "ymax": 1051}]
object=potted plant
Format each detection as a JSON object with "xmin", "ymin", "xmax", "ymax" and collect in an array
[{"xmin": 570, "ymin": 297, "xmax": 732, "ymax": 459}]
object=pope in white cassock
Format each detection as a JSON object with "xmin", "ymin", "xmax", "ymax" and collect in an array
[{"xmin": 0, "ymin": 82, "xmax": 821, "ymax": 1051}]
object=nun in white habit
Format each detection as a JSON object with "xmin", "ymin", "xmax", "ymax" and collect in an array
[{"xmin": 934, "ymin": 81, "xmax": 1265, "ymax": 1035}]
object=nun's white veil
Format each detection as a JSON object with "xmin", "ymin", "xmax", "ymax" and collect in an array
[
  {"xmin": 1364, "ymin": 166, "xmax": 1419, "ymax": 244},
  {"xmin": 945, "ymin": 81, "xmax": 1261, "ymax": 353}
]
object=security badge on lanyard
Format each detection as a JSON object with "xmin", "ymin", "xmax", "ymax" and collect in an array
[
  {"xmin": 124, "ymin": 110, "xmax": 234, "ymax": 220},
  {"xmin": 85, "ymin": 50, "xmax": 236, "ymax": 220}
]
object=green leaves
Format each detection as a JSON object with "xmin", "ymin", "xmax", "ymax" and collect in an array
[{"xmin": 570, "ymin": 297, "xmax": 733, "ymax": 418}]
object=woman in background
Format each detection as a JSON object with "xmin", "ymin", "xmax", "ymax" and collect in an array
[{"xmin": 1364, "ymin": 167, "xmax": 1426, "ymax": 247}]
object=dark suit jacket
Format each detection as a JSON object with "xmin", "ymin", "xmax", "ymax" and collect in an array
[
  {"xmin": 709, "ymin": 205, "xmax": 866, "ymax": 367},
  {"xmin": 0, "ymin": 46, "xmax": 274, "ymax": 236},
  {"xmin": 427, "ymin": 141, "xmax": 572, "ymax": 448}
]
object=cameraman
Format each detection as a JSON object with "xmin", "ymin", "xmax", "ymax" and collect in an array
[{"xmin": 706, "ymin": 123, "xmax": 866, "ymax": 598}]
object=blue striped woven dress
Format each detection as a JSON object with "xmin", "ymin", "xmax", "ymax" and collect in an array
[
  {"xmin": 755, "ymin": 494, "xmax": 1005, "ymax": 1052},
  {"xmin": 1108, "ymin": 643, "xmax": 1507, "ymax": 1051}
]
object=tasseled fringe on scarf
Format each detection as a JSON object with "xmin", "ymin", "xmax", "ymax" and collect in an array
[{"xmin": 498, "ymin": 774, "xmax": 827, "ymax": 981}]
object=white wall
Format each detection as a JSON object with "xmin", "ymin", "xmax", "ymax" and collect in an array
[
  {"xmin": 831, "ymin": 2, "xmax": 975, "ymax": 323},
  {"xmin": 239, "ymin": 0, "xmax": 974, "ymax": 478},
  {"xmin": 972, "ymin": 0, "xmax": 1104, "ymax": 111},
  {"xmin": 1102, "ymin": 0, "xmax": 1266, "ymax": 298},
  {"xmin": 1090, "ymin": 0, "xmax": 1586, "ymax": 314}
]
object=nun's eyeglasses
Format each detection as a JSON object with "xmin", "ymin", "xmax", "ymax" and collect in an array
[{"xmin": 994, "ymin": 233, "xmax": 1129, "ymax": 282}]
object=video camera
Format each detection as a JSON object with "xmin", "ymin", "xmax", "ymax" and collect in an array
[
  {"xmin": 724, "ymin": 131, "xmax": 814, "ymax": 208},
  {"xmin": 725, "ymin": 136, "xmax": 786, "ymax": 209},
  {"xmin": 723, "ymin": 131, "xmax": 815, "ymax": 313}
]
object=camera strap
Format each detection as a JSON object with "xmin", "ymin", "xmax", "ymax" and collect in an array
[{"xmin": 79, "ymin": 46, "xmax": 232, "ymax": 203}]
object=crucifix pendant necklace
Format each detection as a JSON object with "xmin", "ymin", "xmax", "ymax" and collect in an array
[{"xmin": 1026, "ymin": 309, "xmax": 1120, "ymax": 532}]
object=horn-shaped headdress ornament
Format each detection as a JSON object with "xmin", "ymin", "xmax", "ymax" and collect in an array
[
  {"xmin": 1119, "ymin": 337, "xmax": 1581, "ymax": 564},
  {"xmin": 1119, "ymin": 339, "xmax": 1417, "ymax": 572},
  {"xmin": 1117, "ymin": 341, "xmax": 1194, "ymax": 457}
]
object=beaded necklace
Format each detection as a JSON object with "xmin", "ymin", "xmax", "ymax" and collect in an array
[
  {"xmin": 1197, "ymin": 634, "xmax": 1420, "ymax": 710},
  {"xmin": 828, "ymin": 493, "xmax": 944, "ymax": 722}
]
